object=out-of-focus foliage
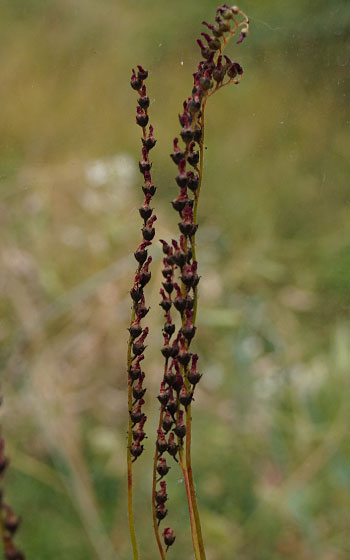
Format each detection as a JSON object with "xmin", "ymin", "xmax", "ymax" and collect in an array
[{"xmin": 0, "ymin": 1, "xmax": 349, "ymax": 559}]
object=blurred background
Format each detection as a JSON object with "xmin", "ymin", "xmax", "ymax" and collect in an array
[{"xmin": 0, "ymin": 0, "xmax": 349, "ymax": 559}]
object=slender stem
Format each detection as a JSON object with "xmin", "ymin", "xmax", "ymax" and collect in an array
[
  {"xmin": 178, "ymin": 445, "xmax": 201, "ymax": 560},
  {"xmin": 185, "ymin": 405, "xmax": 206, "ymax": 560},
  {"xmin": 127, "ymin": 307, "xmax": 139, "ymax": 560},
  {"xmin": 152, "ymin": 413, "xmax": 166, "ymax": 560}
]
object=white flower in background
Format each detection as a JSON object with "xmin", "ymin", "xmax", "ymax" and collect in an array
[{"xmin": 84, "ymin": 152, "xmax": 137, "ymax": 211}]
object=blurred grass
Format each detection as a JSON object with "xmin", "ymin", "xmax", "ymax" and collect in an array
[{"xmin": 0, "ymin": 0, "xmax": 349, "ymax": 559}]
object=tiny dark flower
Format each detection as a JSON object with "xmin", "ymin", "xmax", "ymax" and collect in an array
[
  {"xmin": 142, "ymin": 214, "xmax": 157, "ymax": 241},
  {"xmin": 137, "ymin": 64, "xmax": 148, "ymax": 81},
  {"xmin": 179, "ymin": 383, "xmax": 193, "ymax": 408},
  {"xmin": 166, "ymin": 388, "xmax": 178, "ymax": 417},
  {"xmin": 159, "ymin": 289, "xmax": 172, "ymax": 312},
  {"xmin": 156, "ymin": 429, "xmax": 168, "ymax": 455},
  {"xmin": 156, "ymin": 503, "xmax": 168, "ymax": 522},
  {"xmin": 139, "ymin": 146, "xmax": 152, "ymax": 174},
  {"xmin": 134, "ymin": 240, "xmax": 151, "ymax": 264},
  {"xmin": 142, "ymin": 125, "xmax": 157, "ymax": 151},
  {"xmin": 170, "ymin": 137, "xmax": 186, "ymax": 164},
  {"xmin": 157, "ymin": 381, "xmax": 170, "ymax": 406},
  {"xmin": 162, "ymin": 527, "xmax": 176, "ymax": 549},
  {"xmin": 138, "ymin": 85, "xmax": 150, "ymax": 109},
  {"xmin": 162, "ymin": 410, "xmax": 173, "ymax": 433},
  {"xmin": 155, "ymin": 481, "xmax": 168, "ymax": 505},
  {"xmin": 167, "ymin": 432, "xmax": 179, "ymax": 459},
  {"xmin": 157, "ymin": 457, "xmax": 170, "ymax": 479},
  {"xmin": 174, "ymin": 410, "xmax": 186, "ymax": 439},
  {"xmin": 130, "ymin": 68, "xmax": 142, "ymax": 90},
  {"xmin": 130, "ymin": 399, "xmax": 145, "ymax": 425},
  {"xmin": 188, "ymin": 354, "xmax": 202, "ymax": 386}
]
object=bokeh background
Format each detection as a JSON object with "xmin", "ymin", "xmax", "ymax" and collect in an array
[{"xmin": 1, "ymin": 1, "xmax": 349, "ymax": 559}]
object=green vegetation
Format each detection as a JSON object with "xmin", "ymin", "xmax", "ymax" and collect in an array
[{"xmin": 0, "ymin": 1, "xmax": 349, "ymax": 558}]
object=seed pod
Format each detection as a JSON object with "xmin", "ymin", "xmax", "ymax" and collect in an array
[
  {"xmin": 156, "ymin": 503, "xmax": 168, "ymax": 521},
  {"xmin": 136, "ymin": 299, "xmax": 150, "ymax": 318},
  {"xmin": 130, "ymin": 286, "xmax": 143, "ymax": 303},
  {"xmin": 157, "ymin": 457, "xmax": 171, "ymax": 479},
  {"xmin": 162, "ymin": 410, "xmax": 173, "ymax": 433},
  {"xmin": 132, "ymin": 375, "xmax": 147, "ymax": 401},
  {"xmin": 176, "ymin": 159, "xmax": 189, "ymax": 188},
  {"xmin": 160, "ymin": 289, "xmax": 172, "ymax": 312},
  {"xmin": 138, "ymin": 85, "xmax": 150, "ymax": 109},
  {"xmin": 179, "ymin": 384, "xmax": 193, "ymax": 408},
  {"xmin": 130, "ymin": 440, "xmax": 144, "ymax": 461},
  {"xmin": 187, "ymin": 171, "xmax": 199, "ymax": 192},
  {"xmin": 162, "ymin": 275, "xmax": 174, "ymax": 294},
  {"xmin": 164, "ymin": 367, "xmax": 176, "ymax": 386},
  {"xmin": 164, "ymin": 322, "xmax": 175, "ymax": 337},
  {"xmin": 178, "ymin": 347, "xmax": 192, "ymax": 367},
  {"xmin": 155, "ymin": 481, "xmax": 168, "ymax": 504},
  {"xmin": 136, "ymin": 65, "xmax": 148, "ymax": 81},
  {"xmin": 162, "ymin": 527, "xmax": 176, "ymax": 549},
  {"xmin": 162, "ymin": 266, "xmax": 173, "ymax": 279},
  {"xmin": 167, "ymin": 432, "xmax": 179, "ymax": 459},
  {"xmin": 136, "ymin": 107, "xmax": 149, "ymax": 127},
  {"xmin": 130, "ymin": 400, "xmax": 145, "ymax": 425},
  {"xmin": 173, "ymin": 284, "xmax": 186, "ymax": 313},
  {"xmin": 170, "ymin": 137, "xmax": 186, "ymax": 164},
  {"xmin": 157, "ymin": 381, "xmax": 170, "ymax": 406},
  {"xmin": 166, "ymin": 390, "xmax": 179, "ymax": 417},
  {"xmin": 130, "ymin": 68, "xmax": 142, "ymax": 90},
  {"xmin": 172, "ymin": 190, "xmax": 193, "ymax": 213},
  {"xmin": 139, "ymin": 198, "xmax": 153, "ymax": 221},
  {"xmin": 156, "ymin": 429, "xmax": 168, "ymax": 455},
  {"xmin": 179, "ymin": 221, "xmax": 198, "ymax": 238},
  {"xmin": 199, "ymin": 75, "xmax": 213, "ymax": 91},
  {"xmin": 188, "ymin": 354, "xmax": 202, "ymax": 386},
  {"xmin": 181, "ymin": 323, "xmax": 196, "ymax": 342},
  {"xmin": 197, "ymin": 39, "xmax": 211, "ymax": 60},
  {"xmin": 174, "ymin": 410, "xmax": 186, "ymax": 439},
  {"xmin": 158, "ymin": 456, "xmax": 171, "ymax": 474},
  {"xmin": 139, "ymin": 146, "xmax": 152, "ymax": 173},
  {"xmin": 134, "ymin": 241, "xmax": 151, "ymax": 264},
  {"xmin": 187, "ymin": 146, "xmax": 199, "ymax": 167}
]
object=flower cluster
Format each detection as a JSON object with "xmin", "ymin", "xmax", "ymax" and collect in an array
[
  {"xmin": 0, "ymin": 402, "xmax": 24, "ymax": 560},
  {"xmin": 152, "ymin": 4, "xmax": 248, "ymax": 554},
  {"xmin": 128, "ymin": 66, "xmax": 157, "ymax": 462}
]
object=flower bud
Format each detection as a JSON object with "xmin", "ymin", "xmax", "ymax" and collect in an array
[
  {"xmin": 170, "ymin": 137, "xmax": 185, "ymax": 164},
  {"xmin": 159, "ymin": 289, "xmax": 172, "ymax": 312},
  {"xmin": 130, "ymin": 68, "xmax": 142, "ymax": 90},
  {"xmin": 157, "ymin": 381, "xmax": 170, "ymax": 406},
  {"xmin": 134, "ymin": 241, "xmax": 151, "ymax": 264},
  {"xmin": 137, "ymin": 65, "xmax": 148, "ymax": 81},
  {"xmin": 157, "ymin": 457, "xmax": 170, "ymax": 478},
  {"xmin": 162, "ymin": 410, "xmax": 173, "ymax": 433},
  {"xmin": 130, "ymin": 440, "xmax": 144, "ymax": 461},
  {"xmin": 136, "ymin": 107, "xmax": 149, "ymax": 128},
  {"xmin": 166, "ymin": 390, "xmax": 178, "ymax": 417},
  {"xmin": 174, "ymin": 410, "xmax": 186, "ymax": 439},
  {"xmin": 156, "ymin": 503, "xmax": 168, "ymax": 522},
  {"xmin": 179, "ymin": 384, "xmax": 193, "ymax": 408},
  {"xmin": 162, "ymin": 527, "xmax": 176, "ymax": 549},
  {"xmin": 155, "ymin": 481, "xmax": 168, "ymax": 504},
  {"xmin": 167, "ymin": 432, "xmax": 179, "ymax": 459},
  {"xmin": 156, "ymin": 429, "xmax": 168, "ymax": 455}
]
